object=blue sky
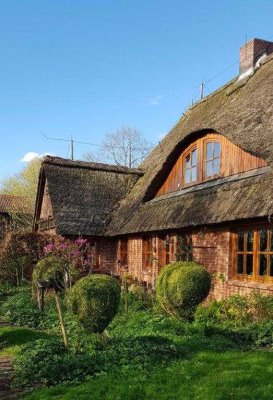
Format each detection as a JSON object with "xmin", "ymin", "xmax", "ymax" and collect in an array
[{"xmin": 1, "ymin": 0, "xmax": 273, "ymax": 182}]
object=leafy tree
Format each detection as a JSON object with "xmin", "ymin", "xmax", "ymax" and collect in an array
[
  {"xmin": 0, "ymin": 159, "xmax": 41, "ymax": 230},
  {"xmin": 84, "ymin": 126, "xmax": 152, "ymax": 168}
]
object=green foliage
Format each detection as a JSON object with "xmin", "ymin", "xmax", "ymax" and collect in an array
[
  {"xmin": 0, "ymin": 232, "xmax": 50, "ymax": 285},
  {"xmin": 23, "ymin": 350, "xmax": 273, "ymax": 400},
  {"xmin": 0, "ymin": 286, "xmax": 42, "ymax": 328},
  {"xmin": 156, "ymin": 261, "xmax": 211, "ymax": 319},
  {"xmin": 13, "ymin": 339, "xmax": 97, "ymax": 388},
  {"xmin": 102, "ymin": 336, "xmax": 186, "ymax": 371},
  {"xmin": 33, "ymin": 256, "xmax": 69, "ymax": 290},
  {"xmin": 67, "ymin": 274, "xmax": 121, "ymax": 333},
  {"xmin": 195, "ymin": 292, "xmax": 273, "ymax": 347},
  {"xmin": 126, "ymin": 283, "xmax": 154, "ymax": 311},
  {"xmin": 0, "ymin": 158, "xmax": 41, "ymax": 229}
]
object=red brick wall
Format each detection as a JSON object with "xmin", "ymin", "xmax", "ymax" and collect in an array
[{"xmin": 99, "ymin": 228, "xmax": 273, "ymax": 300}]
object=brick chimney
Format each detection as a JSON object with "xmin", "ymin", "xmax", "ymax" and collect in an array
[{"xmin": 239, "ymin": 38, "xmax": 273, "ymax": 75}]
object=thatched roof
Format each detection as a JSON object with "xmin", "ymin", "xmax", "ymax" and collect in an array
[
  {"xmin": 35, "ymin": 53, "xmax": 273, "ymax": 237},
  {"xmin": 106, "ymin": 53, "xmax": 273, "ymax": 235},
  {"xmin": 0, "ymin": 194, "xmax": 30, "ymax": 214},
  {"xmin": 35, "ymin": 157, "xmax": 143, "ymax": 236}
]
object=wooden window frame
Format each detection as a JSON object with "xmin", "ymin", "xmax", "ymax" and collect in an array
[
  {"xmin": 183, "ymin": 145, "xmax": 198, "ymax": 186},
  {"xmin": 158, "ymin": 234, "xmax": 174, "ymax": 269},
  {"xmin": 142, "ymin": 237, "xmax": 154, "ymax": 271},
  {"xmin": 203, "ymin": 139, "xmax": 221, "ymax": 181},
  {"xmin": 232, "ymin": 227, "xmax": 273, "ymax": 283}
]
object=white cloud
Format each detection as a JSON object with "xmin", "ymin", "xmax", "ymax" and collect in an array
[
  {"xmin": 20, "ymin": 152, "xmax": 53, "ymax": 163},
  {"xmin": 158, "ymin": 132, "xmax": 166, "ymax": 141},
  {"xmin": 149, "ymin": 95, "xmax": 163, "ymax": 106}
]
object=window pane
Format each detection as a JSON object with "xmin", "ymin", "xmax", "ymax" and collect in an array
[
  {"xmin": 246, "ymin": 255, "xmax": 253, "ymax": 275},
  {"xmin": 246, "ymin": 231, "xmax": 253, "ymax": 251},
  {"xmin": 213, "ymin": 158, "xmax": 220, "ymax": 175},
  {"xmin": 270, "ymin": 255, "xmax": 273, "ymax": 277},
  {"xmin": 238, "ymin": 232, "xmax": 244, "ymax": 251},
  {"xmin": 191, "ymin": 149, "xmax": 197, "ymax": 166},
  {"xmin": 259, "ymin": 230, "xmax": 268, "ymax": 251},
  {"xmin": 214, "ymin": 142, "xmax": 220, "ymax": 158},
  {"xmin": 185, "ymin": 169, "xmax": 191, "ymax": 184},
  {"xmin": 237, "ymin": 254, "xmax": 244, "ymax": 274},
  {"xmin": 206, "ymin": 161, "xmax": 213, "ymax": 177},
  {"xmin": 185, "ymin": 154, "xmax": 191, "ymax": 168},
  {"xmin": 259, "ymin": 254, "xmax": 267, "ymax": 276},
  {"xmin": 191, "ymin": 167, "xmax": 197, "ymax": 182},
  {"xmin": 206, "ymin": 143, "xmax": 213, "ymax": 160}
]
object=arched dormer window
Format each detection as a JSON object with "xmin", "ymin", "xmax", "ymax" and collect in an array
[{"xmin": 155, "ymin": 132, "xmax": 267, "ymax": 198}]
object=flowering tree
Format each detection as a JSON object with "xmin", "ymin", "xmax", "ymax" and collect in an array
[{"xmin": 43, "ymin": 237, "xmax": 96, "ymax": 289}]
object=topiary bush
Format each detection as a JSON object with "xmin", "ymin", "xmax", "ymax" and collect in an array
[
  {"xmin": 156, "ymin": 261, "xmax": 211, "ymax": 319},
  {"xmin": 67, "ymin": 274, "xmax": 121, "ymax": 333},
  {"xmin": 33, "ymin": 256, "xmax": 69, "ymax": 290}
]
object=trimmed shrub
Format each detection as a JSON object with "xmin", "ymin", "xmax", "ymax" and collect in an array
[
  {"xmin": 0, "ymin": 232, "xmax": 50, "ymax": 285},
  {"xmin": 156, "ymin": 262, "xmax": 211, "ymax": 319},
  {"xmin": 13, "ymin": 339, "xmax": 97, "ymax": 388},
  {"xmin": 67, "ymin": 274, "xmax": 121, "ymax": 333},
  {"xmin": 33, "ymin": 256, "xmax": 69, "ymax": 290}
]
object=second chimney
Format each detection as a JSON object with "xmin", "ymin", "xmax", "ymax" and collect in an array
[{"xmin": 239, "ymin": 38, "xmax": 273, "ymax": 76}]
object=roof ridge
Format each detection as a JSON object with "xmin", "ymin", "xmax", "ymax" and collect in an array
[{"xmin": 43, "ymin": 156, "xmax": 144, "ymax": 175}]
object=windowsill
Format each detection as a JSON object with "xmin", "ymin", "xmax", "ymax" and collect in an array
[{"xmin": 228, "ymin": 279, "xmax": 273, "ymax": 290}]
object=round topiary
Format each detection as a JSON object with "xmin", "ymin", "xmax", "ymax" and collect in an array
[
  {"xmin": 33, "ymin": 256, "xmax": 68, "ymax": 289},
  {"xmin": 67, "ymin": 274, "xmax": 121, "ymax": 333},
  {"xmin": 156, "ymin": 261, "xmax": 211, "ymax": 319}
]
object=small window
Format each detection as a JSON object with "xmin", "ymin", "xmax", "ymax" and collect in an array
[
  {"xmin": 142, "ymin": 237, "xmax": 153, "ymax": 270},
  {"xmin": 184, "ymin": 148, "xmax": 197, "ymax": 184},
  {"xmin": 205, "ymin": 141, "xmax": 220, "ymax": 178},
  {"xmin": 119, "ymin": 239, "xmax": 128, "ymax": 267}
]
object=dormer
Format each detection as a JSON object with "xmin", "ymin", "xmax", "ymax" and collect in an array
[{"xmin": 156, "ymin": 132, "xmax": 267, "ymax": 197}]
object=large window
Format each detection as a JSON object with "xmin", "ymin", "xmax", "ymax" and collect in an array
[
  {"xmin": 184, "ymin": 147, "xmax": 197, "ymax": 184},
  {"xmin": 233, "ymin": 228, "xmax": 273, "ymax": 281},
  {"xmin": 205, "ymin": 141, "xmax": 220, "ymax": 178},
  {"xmin": 142, "ymin": 237, "xmax": 153, "ymax": 271}
]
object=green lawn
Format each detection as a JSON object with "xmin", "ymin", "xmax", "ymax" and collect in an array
[
  {"xmin": 23, "ymin": 349, "xmax": 273, "ymax": 400},
  {"xmin": 0, "ymin": 292, "xmax": 272, "ymax": 400}
]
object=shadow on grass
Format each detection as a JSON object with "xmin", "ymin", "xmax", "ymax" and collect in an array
[{"xmin": 0, "ymin": 327, "xmax": 53, "ymax": 355}]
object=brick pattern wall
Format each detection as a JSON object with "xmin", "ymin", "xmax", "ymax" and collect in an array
[
  {"xmin": 98, "ymin": 238, "xmax": 117, "ymax": 273},
  {"xmin": 97, "ymin": 228, "xmax": 273, "ymax": 300}
]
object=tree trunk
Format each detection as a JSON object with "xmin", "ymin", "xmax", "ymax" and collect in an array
[{"xmin": 54, "ymin": 291, "xmax": 68, "ymax": 347}]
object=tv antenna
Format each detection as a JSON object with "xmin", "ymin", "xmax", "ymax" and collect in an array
[{"xmin": 41, "ymin": 132, "xmax": 100, "ymax": 160}]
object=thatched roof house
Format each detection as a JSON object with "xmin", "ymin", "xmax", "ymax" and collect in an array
[
  {"xmin": 34, "ymin": 38, "xmax": 273, "ymax": 299},
  {"xmin": 34, "ymin": 157, "xmax": 143, "ymax": 236}
]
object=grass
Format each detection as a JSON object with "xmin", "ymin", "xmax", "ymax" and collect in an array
[
  {"xmin": 0, "ymin": 286, "xmax": 272, "ymax": 400},
  {"xmin": 23, "ymin": 349, "xmax": 273, "ymax": 400},
  {"xmin": 0, "ymin": 326, "xmax": 53, "ymax": 356}
]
